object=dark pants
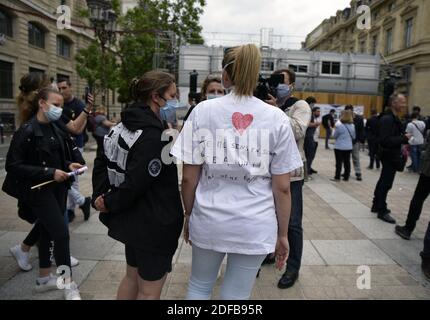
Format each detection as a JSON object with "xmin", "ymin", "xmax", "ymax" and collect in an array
[
  {"xmin": 93, "ymin": 134, "xmax": 105, "ymax": 158},
  {"xmin": 30, "ymin": 185, "xmax": 71, "ymax": 272},
  {"xmin": 23, "ymin": 223, "xmax": 40, "ymax": 247},
  {"xmin": 334, "ymin": 149, "xmax": 352, "ymax": 180},
  {"xmin": 373, "ymin": 160, "xmax": 397, "ymax": 212},
  {"xmin": 304, "ymin": 136, "xmax": 317, "ymax": 172},
  {"xmin": 23, "ymin": 206, "xmax": 70, "ymax": 249},
  {"xmin": 405, "ymin": 174, "xmax": 430, "ymax": 232},
  {"xmin": 324, "ymin": 127, "xmax": 331, "ymax": 149},
  {"xmin": 368, "ymin": 139, "xmax": 380, "ymax": 169},
  {"xmin": 286, "ymin": 180, "xmax": 304, "ymax": 274},
  {"xmin": 422, "ymin": 222, "xmax": 430, "ymax": 259}
]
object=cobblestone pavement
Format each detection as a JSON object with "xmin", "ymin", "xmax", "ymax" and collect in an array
[{"xmin": 0, "ymin": 141, "xmax": 429, "ymax": 300}]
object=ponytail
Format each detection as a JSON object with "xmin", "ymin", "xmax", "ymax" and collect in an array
[{"xmin": 222, "ymin": 44, "xmax": 261, "ymax": 97}]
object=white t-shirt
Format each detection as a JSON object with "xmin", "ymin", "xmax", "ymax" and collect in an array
[
  {"xmin": 171, "ymin": 93, "xmax": 303, "ymax": 255},
  {"xmin": 406, "ymin": 120, "xmax": 426, "ymax": 146}
]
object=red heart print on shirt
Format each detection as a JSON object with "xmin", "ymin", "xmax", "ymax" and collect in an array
[{"xmin": 232, "ymin": 112, "xmax": 254, "ymax": 135}]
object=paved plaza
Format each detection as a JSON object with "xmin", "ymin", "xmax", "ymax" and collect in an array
[{"xmin": 0, "ymin": 142, "xmax": 429, "ymax": 300}]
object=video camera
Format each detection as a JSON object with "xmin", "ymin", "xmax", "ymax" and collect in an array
[{"xmin": 254, "ymin": 73, "xmax": 285, "ymax": 101}]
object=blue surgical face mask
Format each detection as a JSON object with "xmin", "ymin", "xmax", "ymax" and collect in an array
[
  {"xmin": 207, "ymin": 94, "xmax": 223, "ymax": 100},
  {"xmin": 160, "ymin": 98, "xmax": 179, "ymax": 122},
  {"xmin": 276, "ymin": 84, "xmax": 292, "ymax": 100},
  {"xmin": 44, "ymin": 104, "xmax": 63, "ymax": 122}
]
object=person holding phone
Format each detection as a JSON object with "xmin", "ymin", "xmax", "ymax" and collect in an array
[
  {"xmin": 57, "ymin": 78, "xmax": 92, "ymax": 222},
  {"xmin": 4, "ymin": 88, "xmax": 83, "ymax": 300}
]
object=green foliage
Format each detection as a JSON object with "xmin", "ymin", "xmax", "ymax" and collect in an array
[
  {"xmin": 76, "ymin": 0, "xmax": 206, "ymax": 104},
  {"xmin": 75, "ymin": 42, "xmax": 119, "ymax": 100}
]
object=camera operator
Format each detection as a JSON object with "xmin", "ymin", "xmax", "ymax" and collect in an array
[{"xmin": 263, "ymin": 69, "xmax": 312, "ymax": 289}]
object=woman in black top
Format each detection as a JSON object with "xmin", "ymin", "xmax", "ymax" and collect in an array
[
  {"xmin": 92, "ymin": 71, "xmax": 184, "ymax": 300},
  {"xmin": 4, "ymin": 88, "xmax": 84, "ymax": 300}
]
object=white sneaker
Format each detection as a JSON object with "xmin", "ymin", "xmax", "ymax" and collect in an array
[
  {"xmin": 51, "ymin": 256, "xmax": 80, "ymax": 268},
  {"xmin": 35, "ymin": 274, "xmax": 60, "ymax": 293},
  {"xmin": 64, "ymin": 282, "xmax": 82, "ymax": 300},
  {"xmin": 9, "ymin": 245, "xmax": 32, "ymax": 271},
  {"xmin": 70, "ymin": 256, "xmax": 79, "ymax": 267}
]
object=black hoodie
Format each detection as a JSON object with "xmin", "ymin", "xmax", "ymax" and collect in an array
[{"xmin": 92, "ymin": 103, "xmax": 184, "ymax": 255}]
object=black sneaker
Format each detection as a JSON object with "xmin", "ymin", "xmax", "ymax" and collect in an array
[
  {"xmin": 310, "ymin": 169, "xmax": 318, "ymax": 174},
  {"xmin": 278, "ymin": 271, "xmax": 299, "ymax": 289},
  {"xmin": 80, "ymin": 197, "xmax": 91, "ymax": 221},
  {"xmin": 395, "ymin": 225, "xmax": 412, "ymax": 240},
  {"xmin": 356, "ymin": 175, "xmax": 362, "ymax": 181},
  {"xmin": 67, "ymin": 210, "xmax": 75, "ymax": 223},
  {"xmin": 378, "ymin": 212, "xmax": 396, "ymax": 224}
]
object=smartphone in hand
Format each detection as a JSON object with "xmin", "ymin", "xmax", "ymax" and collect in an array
[{"xmin": 85, "ymin": 86, "xmax": 91, "ymax": 104}]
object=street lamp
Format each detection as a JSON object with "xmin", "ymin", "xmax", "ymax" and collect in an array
[{"xmin": 86, "ymin": 0, "xmax": 117, "ymax": 117}]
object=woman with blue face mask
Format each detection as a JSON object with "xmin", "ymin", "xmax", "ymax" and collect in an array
[
  {"xmin": 202, "ymin": 75, "xmax": 225, "ymax": 101},
  {"xmin": 92, "ymin": 71, "xmax": 184, "ymax": 300},
  {"xmin": 183, "ymin": 75, "xmax": 225, "ymax": 124},
  {"xmin": 4, "ymin": 88, "xmax": 85, "ymax": 300}
]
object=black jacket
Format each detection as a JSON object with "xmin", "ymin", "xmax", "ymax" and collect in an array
[
  {"xmin": 2, "ymin": 117, "xmax": 84, "ymax": 223},
  {"xmin": 377, "ymin": 110, "xmax": 409, "ymax": 161},
  {"xmin": 92, "ymin": 104, "xmax": 184, "ymax": 255},
  {"xmin": 365, "ymin": 115, "xmax": 379, "ymax": 142},
  {"xmin": 353, "ymin": 114, "xmax": 366, "ymax": 144},
  {"xmin": 322, "ymin": 114, "xmax": 335, "ymax": 129}
]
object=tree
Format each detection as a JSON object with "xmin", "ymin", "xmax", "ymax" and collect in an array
[
  {"xmin": 75, "ymin": 42, "xmax": 119, "ymax": 102},
  {"xmin": 76, "ymin": 0, "xmax": 207, "ymax": 104},
  {"xmin": 116, "ymin": 0, "xmax": 206, "ymax": 102}
]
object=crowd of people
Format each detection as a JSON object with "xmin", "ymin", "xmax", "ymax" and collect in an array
[{"xmin": 2, "ymin": 43, "xmax": 430, "ymax": 300}]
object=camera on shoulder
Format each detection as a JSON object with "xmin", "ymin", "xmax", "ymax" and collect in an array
[{"xmin": 254, "ymin": 73, "xmax": 284, "ymax": 101}]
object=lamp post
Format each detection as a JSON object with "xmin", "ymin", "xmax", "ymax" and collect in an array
[{"xmin": 86, "ymin": 0, "xmax": 117, "ymax": 118}]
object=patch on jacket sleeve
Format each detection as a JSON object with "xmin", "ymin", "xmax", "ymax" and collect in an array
[{"xmin": 148, "ymin": 159, "xmax": 162, "ymax": 177}]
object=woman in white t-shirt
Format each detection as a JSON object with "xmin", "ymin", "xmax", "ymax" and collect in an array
[{"xmin": 171, "ymin": 44, "xmax": 303, "ymax": 300}]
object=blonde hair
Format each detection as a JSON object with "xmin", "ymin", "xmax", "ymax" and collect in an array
[
  {"xmin": 96, "ymin": 105, "xmax": 107, "ymax": 114},
  {"xmin": 340, "ymin": 110, "xmax": 354, "ymax": 124},
  {"xmin": 222, "ymin": 44, "xmax": 261, "ymax": 97}
]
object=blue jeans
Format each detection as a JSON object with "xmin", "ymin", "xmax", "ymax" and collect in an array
[
  {"xmin": 410, "ymin": 145, "xmax": 421, "ymax": 173},
  {"xmin": 286, "ymin": 180, "xmax": 304, "ymax": 274},
  {"xmin": 186, "ymin": 245, "xmax": 266, "ymax": 300}
]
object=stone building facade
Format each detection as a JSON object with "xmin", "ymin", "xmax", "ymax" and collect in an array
[{"xmin": 303, "ymin": 0, "xmax": 430, "ymax": 114}]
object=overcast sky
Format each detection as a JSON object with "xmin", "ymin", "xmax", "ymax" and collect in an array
[{"xmin": 200, "ymin": 0, "xmax": 352, "ymax": 49}]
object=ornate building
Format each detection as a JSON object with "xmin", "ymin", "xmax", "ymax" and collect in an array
[{"xmin": 303, "ymin": 0, "xmax": 430, "ymax": 114}]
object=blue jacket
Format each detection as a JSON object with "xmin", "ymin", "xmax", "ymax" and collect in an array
[{"xmin": 334, "ymin": 123, "xmax": 356, "ymax": 151}]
